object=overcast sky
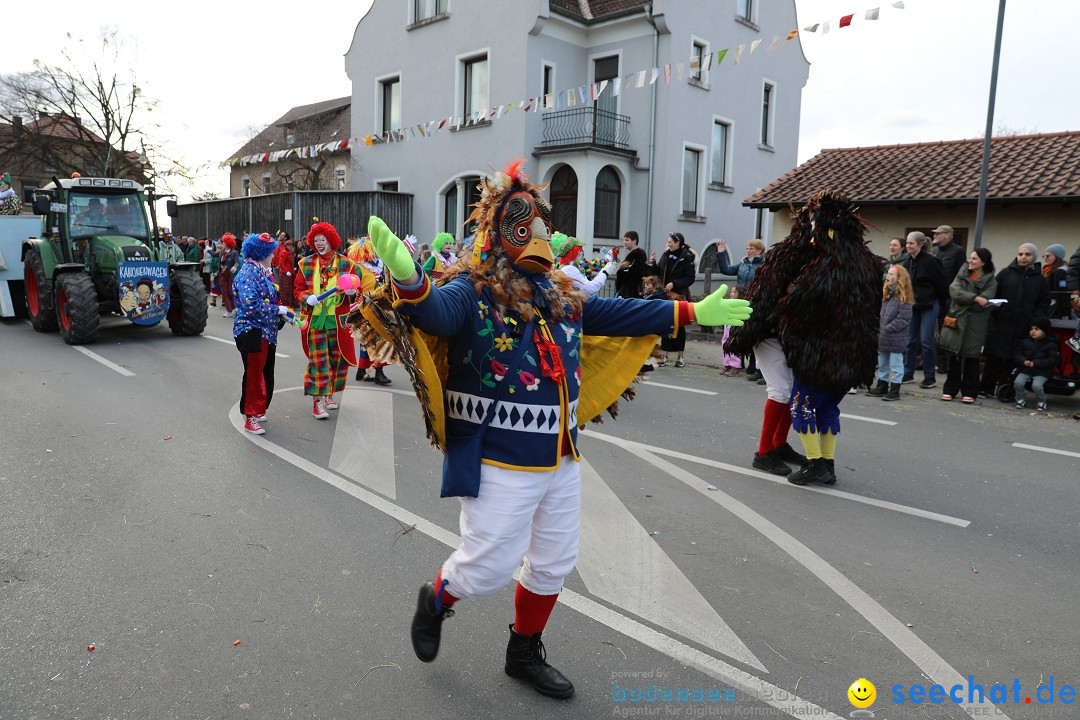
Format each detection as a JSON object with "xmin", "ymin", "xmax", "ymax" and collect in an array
[{"xmin": 2, "ymin": 0, "xmax": 1076, "ymax": 202}]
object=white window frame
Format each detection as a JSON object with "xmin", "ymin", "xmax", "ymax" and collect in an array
[
  {"xmin": 241, "ymin": 176, "xmax": 251, "ymax": 197},
  {"xmin": 335, "ymin": 165, "xmax": 347, "ymax": 190},
  {"xmin": 456, "ymin": 50, "xmax": 491, "ymax": 123},
  {"xmin": 689, "ymin": 36, "xmax": 710, "ymax": 86},
  {"xmin": 680, "ymin": 142, "xmax": 706, "ymax": 218},
  {"xmin": 375, "ymin": 72, "xmax": 402, "ymax": 134},
  {"xmin": 375, "ymin": 177, "xmax": 401, "ymax": 191},
  {"xmin": 737, "ymin": 0, "xmax": 757, "ymax": 24},
  {"xmin": 588, "ymin": 50, "xmax": 623, "ymax": 115},
  {"xmin": 541, "ymin": 61, "xmax": 556, "ymax": 107},
  {"xmin": 760, "ymin": 79, "xmax": 777, "ymax": 150},
  {"xmin": 261, "ymin": 173, "xmax": 272, "ymax": 194},
  {"xmin": 412, "ymin": 0, "xmax": 448, "ymax": 23},
  {"xmin": 709, "ymin": 116, "xmax": 734, "ymax": 189}
]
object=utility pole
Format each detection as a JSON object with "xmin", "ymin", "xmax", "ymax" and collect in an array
[{"xmin": 973, "ymin": 0, "xmax": 1007, "ymax": 249}]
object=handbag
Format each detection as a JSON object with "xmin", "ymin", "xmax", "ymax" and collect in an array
[
  {"xmin": 943, "ymin": 315, "xmax": 959, "ymax": 329},
  {"xmin": 440, "ymin": 315, "xmax": 537, "ymax": 498}
]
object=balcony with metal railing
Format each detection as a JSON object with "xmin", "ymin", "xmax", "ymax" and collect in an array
[{"xmin": 536, "ymin": 107, "xmax": 636, "ymax": 158}]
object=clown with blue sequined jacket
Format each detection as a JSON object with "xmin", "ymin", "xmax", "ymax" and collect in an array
[{"xmin": 348, "ymin": 160, "xmax": 751, "ymax": 701}]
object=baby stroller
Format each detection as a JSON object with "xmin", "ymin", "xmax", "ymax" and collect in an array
[{"xmin": 995, "ymin": 319, "xmax": 1080, "ymax": 403}]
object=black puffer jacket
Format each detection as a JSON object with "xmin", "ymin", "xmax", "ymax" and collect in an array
[
  {"xmin": 1012, "ymin": 335, "xmax": 1060, "ymax": 379},
  {"xmin": 984, "ymin": 260, "xmax": 1050, "ymax": 359},
  {"xmin": 902, "ymin": 251, "xmax": 948, "ymax": 310},
  {"xmin": 651, "ymin": 247, "xmax": 696, "ymax": 299}
]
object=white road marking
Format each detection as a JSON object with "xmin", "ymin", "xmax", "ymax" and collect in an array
[
  {"xmin": 582, "ymin": 429, "xmax": 970, "ymax": 528},
  {"xmin": 1012, "ymin": 442, "xmax": 1080, "ymax": 459},
  {"xmin": 626, "ymin": 445, "xmax": 1010, "ymax": 720},
  {"xmin": 329, "ymin": 387, "xmax": 397, "ymax": 498},
  {"xmin": 71, "ymin": 346, "xmax": 135, "ymax": 376},
  {"xmin": 577, "ymin": 459, "xmax": 766, "ymax": 672},
  {"xmin": 642, "ymin": 380, "xmax": 717, "ymax": 395},
  {"xmin": 229, "ymin": 401, "xmax": 843, "ymax": 720},
  {"xmin": 839, "ymin": 412, "xmax": 897, "ymax": 426},
  {"xmin": 202, "ymin": 333, "xmax": 289, "ymax": 358}
]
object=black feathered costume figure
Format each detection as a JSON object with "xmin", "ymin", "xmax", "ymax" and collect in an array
[{"xmin": 727, "ymin": 190, "xmax": 882, "ymax": 485}]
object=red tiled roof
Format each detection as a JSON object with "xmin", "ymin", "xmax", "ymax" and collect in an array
[
  {"xmin": 550, "ymin": 0, "xmax": 648, "ymax": 23},
  {"xmin": 745, "ymin": 131, "xmax": 1080, "ymax": 208}
]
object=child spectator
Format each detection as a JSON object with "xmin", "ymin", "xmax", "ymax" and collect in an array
[
  {"xmin": 641, "ymin": 275, "xmax": 666, "ymax": 301},
  {"xmin": 868, "ymin": 265, "xmax": 914, "ymax": 401},
  {"xmin": 1012, "ymin": 317, "xmax": 1060, "ymax": 411},
  {"xmin": 721, "ymin": 286, "xmax": 744, "ymax": 376}
]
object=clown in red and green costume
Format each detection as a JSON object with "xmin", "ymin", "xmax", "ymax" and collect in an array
[
  {"xmin": 294, "ymin": 220, "xmax": 360, "ymax": 418},
  {"xmin": 353, "ymin": 161, "xmax": 751, "ymax": 699}
]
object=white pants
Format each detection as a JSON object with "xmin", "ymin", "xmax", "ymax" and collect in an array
[
  {"xmin": 441, "ymin": 460, "xmax": 581, "ymax": 598},
  {"xmin": 754, "ymin": 338, "xmax": 794, "ymax": 404}
]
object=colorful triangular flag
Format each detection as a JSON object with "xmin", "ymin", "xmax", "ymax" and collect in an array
[
  {"xmin": 839, "ymin": 14, "xmax": 854, "ymax": 27},
  {"xmin": 866, "ymin": 7, "xmax": 880, "ymax": 19}
]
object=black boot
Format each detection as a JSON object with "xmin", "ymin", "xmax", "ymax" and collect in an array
[
  {"xmin": 355, "ymin": 369, "xmax": 367, "ymax": 382},
  {"xmin": 752, "ymin": 450, "xmax": 791, "ymax": 476},
  {"xmin": 882, "ymin": 383, "xmax": 901, "ymax": 401},
  {"xmin": 410, "ymin": 582, "xmax": 453, "ymax": 663},
  {"xmin": 772, "ymin": 442, "xmax": 808, "ymax": 466},
  {"xmin": 788, "ymin": 458, "xmax": 828, "ymax": 486},
  {"xmin": 865, "ymin": 379, "xmax": 888, "ymax": 397},
  {"xmin": 504, "ymin": 624, "xmax": 575, "ymax": 699},
  {"xmin": 373, "ymin": 366, "xmax": 392, "ymax": 386},
  {"xmin": 820, "ymin": 459, "xmax": 837, "ymax": 484}
]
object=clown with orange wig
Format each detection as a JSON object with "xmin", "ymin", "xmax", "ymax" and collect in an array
[
  {"xmin": 294, "ymin": 220, "xmax": 360, "ymax": 418},
  {"xmin": 349, "ymin": 160, "xmax": 752, "ymax": 699}
]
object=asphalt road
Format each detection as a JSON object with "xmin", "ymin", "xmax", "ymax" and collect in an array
[{"xmin": 1, "ymin": 310, "xmax": 1078, "ymax": 720}]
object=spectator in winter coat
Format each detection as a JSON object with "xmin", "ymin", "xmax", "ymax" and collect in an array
[
  {"xmin": 980, "ymin": 243, "xmax": 1050, "ymax": 395},
  {"xmin": 1067, "ymin": 243, "xmax": 1080, "ymax": 357},
  {"xmin": 647, "ymin": 232, "xmax": 696, "ymax": 367},
  {"xmin": 901, "ymin": 232, "xmax": 949, "ymax": 388},
  {"xmin": 931, "ymin": 225, "xmax": 966, "ymax": 282},
  {"xmin": 1012, "ymin": 317, "xmax": 1060, "ymax": 411},
  {"xmin": 1041, "ymin": 244, "xmax": 1071, "ymax": 319},
  {"xmin": 867, "ymin": 265, "xmax": 914, "ymax": 400},
  {"xmin": 939, "ymin": 248, "xmax": 997, "ymax": 403},
  {"xmin": 615, "ymin": 230, "xmax": 648, "ymax": 298},
  {"xmin": 714, "ymin": 239, "xmax": 765, "ymax": 290},
  {"xmin": 886, "ymin": 237, "xmax": 909, "ymax": 268}
]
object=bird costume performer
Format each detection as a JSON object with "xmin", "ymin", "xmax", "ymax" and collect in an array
[
  {"xmin": 726, "ymin": 190, "xmax": 881, "ymax": 486},
  {"xmin": 551, "ymin": 232, "xmax": 616, "ymax": 296},
  {"xmin": 422, "ymin": 232, "xmax": 457, "ymax": 279},
  {"xmin": 346, "ymin": 239, "xmax": 392, "ymax": 385},
  {"xmin": 294, "ymin": 220, "xmax": 360, "ymax": 419},
  {"xmin": 347, "ymin": 161, "xmax": 751, "ymax": 699}
]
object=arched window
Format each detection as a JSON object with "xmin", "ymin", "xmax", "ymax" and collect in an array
[
  {"xmin": 549, "ymin": 165, "xmax": 578, "ymax": 236},
  {"xmin": 594, "ymin": 166, "xmax": 620, "ymax": 239}
]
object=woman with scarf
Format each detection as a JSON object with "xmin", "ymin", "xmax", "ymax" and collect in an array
[{"xmin": 294, "ymin": 221, "xmax": 360, "ymax": 418}]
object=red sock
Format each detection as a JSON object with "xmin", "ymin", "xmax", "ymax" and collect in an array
[
  {"xmin": 772, "ymin": 405, "xmax": 793, "ymax": 450},
  {"xmin": 433, "ymin": 570, "xmax": 458, "ymax": 611},
  {"xmin": 758, "ymin": 399, "xmax": 787, "ymax": 456},
  {"xmin": 513, "ymin": 582, "xmax": 559, "ymax": 637}
]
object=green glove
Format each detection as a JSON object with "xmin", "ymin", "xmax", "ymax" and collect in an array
[
  {"xmin": 368, "ymin": 215, "xmax": 416, "ymax": 282},
  {"xmin": 693, "ymin": 284, "xmax": 752, "ymax": 327}
]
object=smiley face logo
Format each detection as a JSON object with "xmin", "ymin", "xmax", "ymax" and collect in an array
[{"xmin": 847, "ymin": 678, "xmax": 876, "ymax": 708}]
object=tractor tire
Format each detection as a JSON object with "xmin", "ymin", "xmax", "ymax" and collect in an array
[
  {"xmin": 54, "ymin": 272, "xmax": 101, "ymax": 345},
  {"xmin": 168, "ymin": 269, "xmax": 208, "ymax": 336},
  {"xmin": 24, "ymin": 248, "xmax": 58, "ymax": 332}
]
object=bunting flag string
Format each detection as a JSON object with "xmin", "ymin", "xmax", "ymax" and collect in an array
[{"xmin": 168, "ymin": 0, "xmax": 908, "ymax": 174}]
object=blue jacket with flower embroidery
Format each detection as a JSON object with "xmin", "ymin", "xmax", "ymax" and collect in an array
[
  {"xmin": 232, "ymin": 260, "xmax": 281, "ymax": 344},
  {"xmin": 395, "ymin": 272, "xmax": 684, "ymax": 478}
]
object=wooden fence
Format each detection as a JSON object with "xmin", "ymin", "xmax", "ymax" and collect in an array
[{"xmin": 174, "ymin": 190, "xmax": 413, "ymax": 240}]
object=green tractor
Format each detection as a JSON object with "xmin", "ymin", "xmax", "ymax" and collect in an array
[{"xmin": 22, "ymin": 176, "xmax": 207, "ymax": 344}]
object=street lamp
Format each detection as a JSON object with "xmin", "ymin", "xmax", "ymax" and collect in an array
[{"xmin": 973, "ymin": 0, "xmax": 1007, "ymax": 249}]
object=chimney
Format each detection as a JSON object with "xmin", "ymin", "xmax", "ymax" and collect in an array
[{"xmin": 12, "ymin": 115, "xmax": 22, "ymax": 131}]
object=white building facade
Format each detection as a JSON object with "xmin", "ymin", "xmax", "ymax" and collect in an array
[{"xmin": 344, "ymin": 0, "xmax": 809, "ymax": 257}]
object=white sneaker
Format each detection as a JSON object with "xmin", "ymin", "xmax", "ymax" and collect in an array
[
  {"xmin": 312, "ymin": 398, "xmax": 329, "ymax": 419},
  {"xmin": 1067, "ymin": 336, "xmax": 1080, "ymax": 353},
  {"xmin": 325, "ymin": 396, "xmax": 339, "ymax": 410}
]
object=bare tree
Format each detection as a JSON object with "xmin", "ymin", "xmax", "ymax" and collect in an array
[{"xmin": 0, "ymin": 28, "xmax": 178, "ymax": 185}]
